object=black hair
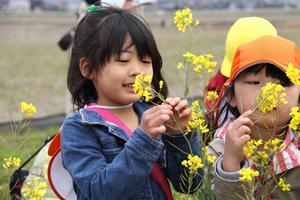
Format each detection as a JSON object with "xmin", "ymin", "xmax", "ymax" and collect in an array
[
  {"xmin": 67, "ymin": 7, "xmax": 168, "ymax": 110},
  {"xmin": 217, "ymin": 63, "xmax": 295, "ymax": 128}
]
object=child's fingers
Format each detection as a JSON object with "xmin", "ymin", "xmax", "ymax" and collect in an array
[
  {"xmin": 240, "ymin": 109, "xmax": 254, "ymax": 118},
  {"xmin": 150, "ymin": 113, "xmax": 171, "ymax": 127},
  {"xmin": 146, "ymin": 104, "xmax": 172, "ymax": 115},
  {"xmin": 148, "ymin": 106, "xmax": 173, "ymax": 119},
  {"xmin": 178, "ymin": 108, "xmax": 191, "ymax": 119},
  {"xmin": 164, "ymin": 97, "xmax": 181, "ymax": 107},
  {"xmin": 236, "ymin": 125, "xmax": 251, "ymax": 137},
  {"xmin": 150, "ymin": 126, "xmax": 167, "ymax": 135},
  {"xmin": 238, "ymin": 134, "xmax": 251, "ymax": 146},
  {"xmin": 173, "ymin": 99, "xmax": 188, "ymax": 111}
]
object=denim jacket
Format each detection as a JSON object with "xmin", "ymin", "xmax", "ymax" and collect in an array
[{"xmin": 61, "ymin": 102, "xmax": 202, "ymax": 200}]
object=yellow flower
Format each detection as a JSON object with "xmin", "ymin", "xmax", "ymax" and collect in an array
[
  {"xmin": 186, "ymin": 100, "xmax": 209, "ymax": 134},
  {"xmin": 3, "ymin": 157, "xmax": 21, "ymax": 169},
  {"xmin": 181, "ymin": 154, "xmax": 204, "ymax": 174},
  {"xmin": 133, "ymin": 72, "xmax": 154, "ymax": 102},
  {"xmin": 182, "ymin": 52, "xmax": 217, "ymax": 75},
  {"xmin": 159, "ymin": 80, "xmax": 164, "ymax": 89},
  {"xmin": 205, "ymin": 154, "xmax": 216, "ymax": 164},
  {"xmin": 243, "ymin": 139, "xmax": 262, "ymax": 158},
  {"xmin": 289, "ymin": 106, "xmax": 300, "ymax": 130},
  {"xmin": 278, "ymin": 178, "xmax": 291, "ymax": 192},
  {"xmin": 263, "ymin": 138, "xmax": 284, "ymax": 154},
  {"xmin": 256, "ymin": 82, "xmax": 287, "ymax": 113},
  {"xmin": 22, "ymin": 178, "xmax": 47, "ymax": 200},
  {"xmin": 194, "ymin": 20, "xmax": 200, "ymax": 27},
  {"xmin": 239, "ymin": 167, "xmax": 259, "ymax": 182},
  {"xmin": 253, "ymin": 151, "xmax": 270, "ymax": 163},
  {"xmin": 286, "ymin": 63, "xmax": 300, "ymax": 86},
  {"xmin": 206, "ymin": 91, "xmax": 218, "ymax": 101},
  {"xmin": 177, "ymin": 62, "xmax": 184, "ymax": 70},
  {"xmin": 20, "ymin": 101, "xmax": 37, "ymax": 117},
  {"xmin": 173, "ymin": 8, "xmax": 193, "ymax": 32}
]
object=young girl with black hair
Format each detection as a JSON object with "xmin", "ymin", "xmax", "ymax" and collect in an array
[{"xmin": 51, "ymin": 5, "xmax": 201, "ymax": 200}]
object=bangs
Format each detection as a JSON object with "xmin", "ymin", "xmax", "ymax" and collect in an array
[
  {"xmin": 94, "ymin": 12, "xmax": 159, "ymax": 67},
  {"xmin": 236, "ymin": 63, "xmax": 292, "ymax": 86}
]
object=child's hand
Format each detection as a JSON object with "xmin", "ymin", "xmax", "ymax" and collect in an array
[
  {"xmin": 140, "ymin": 104, "xmax": 173, "ymax": 139},
  {"xmin": 223, "ymin": 110, "xmax": 253, "ymax": 172},
  {"xmin": 164, "ymin": 97, "xmax": 191, "ymax": 133}
]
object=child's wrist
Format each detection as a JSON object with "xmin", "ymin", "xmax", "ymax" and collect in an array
[{"xmin": 222, "ymin": 155, "xmax": 242, "ymax": 172}]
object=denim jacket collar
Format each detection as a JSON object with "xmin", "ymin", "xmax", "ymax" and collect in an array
[{"xmin": 77, "ymin": 102, "xmax": 152, "ymax": 141}]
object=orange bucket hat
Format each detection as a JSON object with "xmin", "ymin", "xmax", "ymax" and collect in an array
[
  {"xmin": 224, "ymin": 35, "xmax": 300, "ymax": 88},
  {"xmin": 217, "ymin": 35, "xmax": 300, "ymax": 108}
]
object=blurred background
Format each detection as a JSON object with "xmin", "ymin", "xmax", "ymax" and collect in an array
[{"xmin": 1, "ymin": 0, "xmax": 300, "ymax": 125}]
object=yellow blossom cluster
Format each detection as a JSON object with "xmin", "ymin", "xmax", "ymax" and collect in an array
[
  {"xmin": 183, "ymin": 52, "xmax": 217, "ymax": 74},
  {"xmin": 278, "ymin": 178, "xmax": 291, "ymax": 192},
  {"xmin": 256, "ymin": 82, "xmax": 287, "ymax": 113},
  {"xmin": 2, "ymin": 157, "xmax": 21, "ymax": 169},
  {"xmin": 244, "ymin": 138, "xmax": 284, "ymax": 165},
  {"xmin": 133, "ymin": 72, "xmax": 154, "ymax": 102},
  {"xmin": 173, "ymin": 8, "xmax": 193, "ymax": 32},
  {"xmin": 181, "ymin": 154, "xmax": 204, "ymax": 175},
  {"xmin": 202, "ymin": 146, "xmax": 217, "ymax": 164},
  {"xmin": 22, "ymin": 177, "xmax": 47, "ymax": 200},
  {"xmin": 239, "ymin": 167, "xmax": 259, "ymax": 182},
  {"xmin": 289, "ymin": 106, "xmax": 300, "ymax": 131},
  {"xmin": 186, "ymin": 100, "xmax": 209, "ymax": 134},
  {"xmin": 263, "ymin": 138, "xmax": 284, "ymax": 154},
  {"xmin": 243, "ymin": 139, "xmax": 263, "ymax": 158},
  {"xmin": 20, "ymin": 101, "xmax": 37, "ymax": 117},
  {"xmin": 206, "ymin": 91, "xmax": 218, "ymax": 101},
  {"xmin": 286, "ymin": 63, "xmax": 300, "ymax": 86}
]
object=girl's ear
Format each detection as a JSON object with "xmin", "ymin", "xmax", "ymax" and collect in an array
[{"xmin": 79, "ymin": 57, "xmax": 93, "ymax": 79}]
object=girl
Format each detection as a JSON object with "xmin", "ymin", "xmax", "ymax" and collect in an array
[
  {"xmin": 56, "ymin": 5, "xmax": 201, "ymax": 200},
  {"xmin": 208, "ymin": 35, "xmax": 300, "ymax": 199}
]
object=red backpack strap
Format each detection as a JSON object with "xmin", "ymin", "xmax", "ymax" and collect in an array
[
  {"xmin": 48, "ymin": 131, "xmax": 61, "ymax": 156},
  {"xmin": 47, "ymin": 130, "xmax": 77, "ymax": 200}
]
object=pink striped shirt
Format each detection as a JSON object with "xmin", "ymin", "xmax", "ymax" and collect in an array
[{"xmin": 214, "ymin": 120, "xmax": 300, "ymax": 174}]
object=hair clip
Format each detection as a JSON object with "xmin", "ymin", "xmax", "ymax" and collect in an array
[{"xmin": 87, "ymin": 5, "xmax": 101, "ymax": 13}]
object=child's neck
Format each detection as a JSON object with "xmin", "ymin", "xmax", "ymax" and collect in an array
[{"xmin": 109, "ymin": 107, "xmax": 139, "ymax": 132}]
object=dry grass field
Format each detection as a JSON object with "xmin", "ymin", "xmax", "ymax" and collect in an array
[{"xmin": 1, "ymin": 9, "xmax": 300, "ymax": 123}]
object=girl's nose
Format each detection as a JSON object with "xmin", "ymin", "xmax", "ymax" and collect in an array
[{"xmin": 129, "ymin": 63, "xmax": 142, "ymax": 76}]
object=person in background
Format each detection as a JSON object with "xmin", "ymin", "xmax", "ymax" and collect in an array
[
  {"xmin": 58, "ymin": 0, "xmax": 135, "ymax": 51},
  {"xmin": 204, "ymin": 17, "xmax": 278, "ymax": 112},
  {"xmin": 209, "ymin": 35, "xmax": 300, "ymax": 199}
]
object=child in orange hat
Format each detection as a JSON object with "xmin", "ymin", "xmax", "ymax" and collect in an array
[
  {"xmin": 208, "ymin": 35, "xmax": 300, "ymax": 199},
  {"xmin": 204, "ymin": 17, "xmax": 277, "ymax": 112}
]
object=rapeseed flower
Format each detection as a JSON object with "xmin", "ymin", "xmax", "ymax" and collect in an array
[
  {"xmin": 289, "ymin": 106, "xmax": 300, "ymax": 131},
  {"xmin": 243, "ymin": 139, "xmax": 263, "ymax": 158},
  {"xmin": 256, "ymin": 82, "xmax": 287, "ymax": 113},
  {"xmin": 278, "ymin": 178, "xmax": 291, "ymax": 192},
  {"xmin": 22, "ymin": 177, "xmax": 47, "ymax": 200},
  {"xmin": 177, "ymin": 62, "xmax": 184, "ymax": 70},
  {"xmin": 183, "ymin": 52, "xmax": 217, "ymax": 75},
  {"xmin": 239, "ymin": 168, "xmax": 259, "ymax": 182},
  {"xmin": 263, "ymin": 138, "xmax": 284, "ymax": 154},
  {"xmin": 186, "ymin": 100, "xmax": 209, "ymax": 134},
  {"xmin": 20, "ymin": 101, "xmax": 37, "ymax": 117},
  {"xmin": 133, "ymin": 72, "xmax": 154, "ymax": 102},
  {"xmin": 286, "ymin": 63, "xmax": 300, "ymax": 86},
  {"xmin": 181, "ymin": 154, "xmax": 204, "ymax": 174},
  {"xmin": 173, "ymin": 8, "xmax": 193, "ymax": 32},
  {"xmin": 206, "ymin": 91, "xmax": 218, "ymax": 101},
  {"xmin": 2, "ymin": 157, "xmax": 21, "ymax": 169}
]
